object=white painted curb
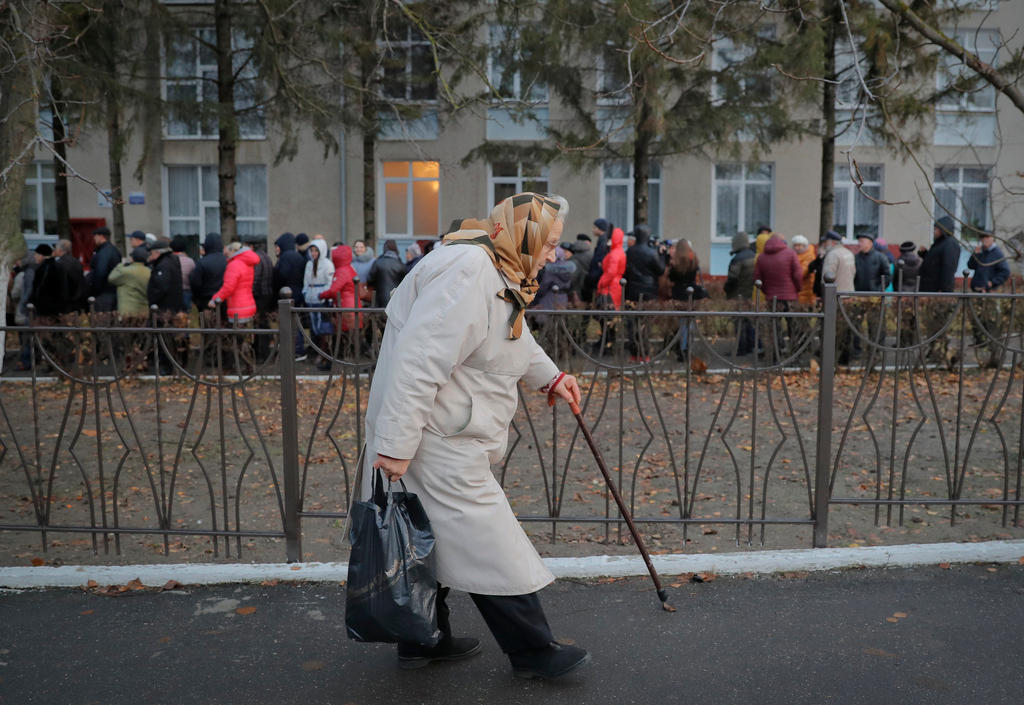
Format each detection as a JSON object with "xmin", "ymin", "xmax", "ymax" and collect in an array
[{"xmin": 2, "ymin": 539, "xmax": 1022, "ymax": 589}]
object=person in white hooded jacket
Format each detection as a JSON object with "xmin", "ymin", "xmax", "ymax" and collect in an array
[{"xmin": 302, "ymin": 236, "xmax": 334, "ymax": 304}]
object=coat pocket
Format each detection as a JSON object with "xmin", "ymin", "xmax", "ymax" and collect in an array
[{"xmin": 425, "ymin": 395, "xmax": 474, "ymax": 438}]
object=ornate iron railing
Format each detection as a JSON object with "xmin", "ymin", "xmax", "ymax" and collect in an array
[{"xmin": 1, "ymin": 280, "xmax": 1022, "ymax": 562}]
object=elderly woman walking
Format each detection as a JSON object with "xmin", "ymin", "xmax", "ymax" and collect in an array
[{"xmin": 362, "ymin": 192, "xmax": 589, "ymax": 680}]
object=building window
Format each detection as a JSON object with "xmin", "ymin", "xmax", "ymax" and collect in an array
[
  {"xmin": 712, "ymin": 163, "xmax": 773, "ymax": 241},
  {"xmin": 596, "ymin": 43, "xmax": 630, "ymax": 105},
  {"xmin": 165, "ymin": 165, "xmax": 267, "ymax": 241},
  {"xmin": 488, "ymin": 25, "xmax": 548, "ymax": 103},
  {"xmin": 600, "ymin": 161, "xmax": 661, "ymax": 237},
  {"xmin": 381, "ymin": 19, "xmax": 437, "ymax": 102},
  {"xmin": 164, "ymin": 28, "xmax": 264, "ymax": 139},
  {"xmin": 933, "ymin": 166, "xmax": 990, "ymax": 238},
  {"xmin": 937, "ymin": 29, "xmax": 999, "ymax": 112},
  {"xmin": 833, "ymin": 164, "xmax": 882, "ymax": 241},
  {"xmin": 711, "ymin": 26, "xmax": 776, "ymax": 106},
  {"xmin": 487, "ymin": 162, "xmax": 549, "ymax": 211},
  {"xmin": 934, "ymin": 29, "xmax": 998, "ymax": 146},
  {"xmin": 381, "ymin": 161, "xmax": 440, "ymax": 238},
  {"xmin": 21, "ymin": 162, "xmax": 57, "ymax": 239}
]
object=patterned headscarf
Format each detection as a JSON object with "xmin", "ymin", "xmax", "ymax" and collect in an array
[{"xmin": 443, "ymin": 192, "xmax": 565, "ymax": 339}]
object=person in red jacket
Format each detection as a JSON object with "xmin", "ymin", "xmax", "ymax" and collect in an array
[
  {"xmin": 752, "ymin": 233, "xmax": 803, "ymax": 360},
  {"xmin": 595, "ymin": 227, "xmax": 625, "ymax": 310},
  {"xmin": 209, "ymin": 242, "xmax": 259, "ymax": 323},
  {"xmin": 319, "ymin": 244, "xmax": 361, "ymax": 328}
]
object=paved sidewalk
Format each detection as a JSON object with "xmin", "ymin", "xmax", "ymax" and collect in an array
[{"xmin": 2, "ymin": 564, "xmax": 1023, "ymax": 705}]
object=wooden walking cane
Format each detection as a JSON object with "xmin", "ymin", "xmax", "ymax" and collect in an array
[{"xmin": 551, "ymin": 396, "xmax": 676, "ymax": 612}]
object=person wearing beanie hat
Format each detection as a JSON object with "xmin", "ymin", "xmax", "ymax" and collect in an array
[
  {"xmin": 190, "ymin": 234, "xmax": 226, "ymax": 311},
  {"xmin": 170, "ymin": 235, "xmax": 196, "ymax": 310},
  {"xmin": 33, "ymin": 243, "xmax": 53, "ymax": 257},
  {"xmin": 895, "ymin": 241, "xmax": 922, "ymax": 292},
  {"xmin": 367, "ymin": 237, "xmax": 406, "ymax": 307},
  {"xmin": 107, "ymin": 247, "xmax": 153, "ymax": 316},
  {"xmin": 585, "ymin": 219, "xmax": 613, "ymax": 303},
  {"xmin": 295, "ymin": 233, "xmax": 311, "ymax": 260},
  {"xmin": 724, "ymin": 231, "xmax": 755, "ymax": 300},
  {"xmin": 919, "ymin": 216, "xmax": 960, "ymax": 292}
]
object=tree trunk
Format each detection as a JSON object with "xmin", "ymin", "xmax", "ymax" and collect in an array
[
  {"xmin": 105, "ymin": 89, "xmax": 127, "ymax": 250},
  {"xmin": 215, "ymin": 0, "xmax": 238, "ymax": 244},
  {"xmin": 819, "ymin": 0, "xmax": 840, "ymax": 241},
  {"xmin": 51, "ymin": 77, "xmax": 71, "ymax": 242},
  {"xmin": 360, "ymin": 49, "xmax": 378, "ymax": 247},
  {"xmin": 632, "ymin": 68, "xmax": 651, "ymax": 230},
  {"xmin": 0, "ymin": 15, "xmax": 38, "ymax": 371}
]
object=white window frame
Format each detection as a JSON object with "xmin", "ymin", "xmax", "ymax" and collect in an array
[
  {"xmin": 711, "ymin": 26, "xmax": 776, "ymax": 106},
  {"xmin": 932, "ymin": 165, "xmax": 991, "ymax": 239},
  {"xmin": 598, "ymin": 160, "xmax": 662, "ymax": 237},
  {"xmin": 379, "ymin": 161, "xmax": 442, "ymax": 239},
  {"xmin": 380, "ymin": 21, "xmax": 438, "ymax": 103},
  {"xmin": 162, "ymin": 27, "xmax": 265, "ymax": 140},
  {"xmin": 162, "ymin": 164, "xmax": 268, "ymax": 242},
  {"xmin": 486, "ymin": 163, "xmax": 550, "ymax": 211},
  {"xmin": 596, "ymin": 43, "xmax": 631, "ymax": 106},
  {"xmin": 710, "ymin": 162, "xmax": 775, "ymax": 243},
  {"xmin": 936, "ymin": 28, "xmax": 999, "ymax": 113},
  {"xmin": 22, "ymin": 161, "xmax": 57, "ymax": 239},
  {"xmin": 833, "ymin": 164, "xmax": 883, "ymax": 243},
  {"xmin": 487, "ymin": 24, "xmax": 548, "ymax": 105}
]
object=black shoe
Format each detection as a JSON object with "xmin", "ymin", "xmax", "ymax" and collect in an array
[
  {"xmin": 397, "ymin": 637, "xmax": 482, "ymax": 670},
  {"xmin": 510, "ymin": 642, "xmax": 591, "ymax": 680}
]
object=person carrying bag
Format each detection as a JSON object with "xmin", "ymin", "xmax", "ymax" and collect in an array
[{"xmin": 345, "ymin": 468, "xmax": 442, "ymax": 647}]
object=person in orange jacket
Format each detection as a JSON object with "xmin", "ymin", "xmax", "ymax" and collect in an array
[{"xmin": 791, "ymin": 235, "xmax": 817, "ymax": 305}]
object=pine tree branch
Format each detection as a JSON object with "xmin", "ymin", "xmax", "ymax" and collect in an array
[{"xmin": 875, "ymin": 0, "xmax": 1024, "ymax": 114}]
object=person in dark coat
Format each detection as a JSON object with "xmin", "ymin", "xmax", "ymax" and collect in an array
[
  {"xmin": 724, "ymin": 232, "xmax": 755, "ymax": 300},
  {"xmin": 88, "ymin": 226, "xmax": 121, "ymax": 312},
  {"xmin": 147, "ymin": 238, "xmax": 186, "ymax": 313},
  {"xmin": 367, "ymin": 239, "xmax": 406, "ymax": 308},
  {"xmin": 532, "ymin": 246, "xmax": 574, "ymax": 316},
  {"xmin": 189, "ymin": 233, "xmax": 227, "ymax": 310},
  {"xmin": 895, "ymin": 241, "xmax": 922, "ymax": 292},
  {"xmin": 53, "ymin": 239, "xmax": 85, "ymax": 313},
  {"xmin": 623, "ymin": 224, "xmax": 663, "ymax": 303},
  {"xmin": 853, "ymin": 234, "xmax": 891, "ymax": 292},
  {"xmin": 724, "ymin": 232, "xmax": 757, "ymax": 355},
  {"xmin": 918, "ymin": 216, "xmax": 961, "ymax": 292},
  {"xmin": 967, "ymin": 231, "xmax": 1010, "ymax": 292},
  {"xmin": 584, "ymin": 218, "xmax": 611, "ymax": 303},
  {"xmin": 273, "ymin": 232, "xmax": 309, "ymax": 359},
  {"xmin": 571, "ymin": 235, "xmax": 593, "ymax": 299},
  {"xmin": 28, "ymin": 244, "xmax": 63, "ymax": 317}
]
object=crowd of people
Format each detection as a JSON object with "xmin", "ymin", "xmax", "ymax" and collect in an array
[{"xmin": 6, "ymin": 212, "xmax": 1013, "ymax": 372}]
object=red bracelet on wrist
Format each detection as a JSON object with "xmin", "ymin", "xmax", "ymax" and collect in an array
[{"xmin": 542, "ymin": 371, "xmax": 566, "ymax": 404}]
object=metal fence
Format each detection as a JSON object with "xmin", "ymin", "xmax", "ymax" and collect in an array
[{"xmin": 1, "ymin": 281, "xmax": 1023, "ymax": 562}]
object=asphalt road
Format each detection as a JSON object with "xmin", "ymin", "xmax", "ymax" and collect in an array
[{"xmin": 2, "ymin": 564, "xmax": 1022, "ymax": 705}]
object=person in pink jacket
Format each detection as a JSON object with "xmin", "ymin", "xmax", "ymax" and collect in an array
[
  {"xmin": 209, "ymin": 242, "xmax": 259, "ymax": 323},
  {"xmin": 753, "ymin": 234, "xmax": 802, "ymax": 305},
  {"xmin": 595, "ymin": 227, "xmax": 625, "ymax": 310}
]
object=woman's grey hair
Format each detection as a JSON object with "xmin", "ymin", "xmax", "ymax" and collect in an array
[{"xmin": 547, "ymin": 193, "xmax": 570, "ymax": 223}]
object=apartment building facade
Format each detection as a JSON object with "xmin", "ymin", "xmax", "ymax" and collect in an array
[{"xmin": 20, "ymin": 2, "xmax": 1023, "ymax": 276}]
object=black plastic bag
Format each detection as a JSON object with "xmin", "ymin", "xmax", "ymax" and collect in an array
[{"xmin": 345, "ymin": 469, "xmax": 441, "ymax": 646}]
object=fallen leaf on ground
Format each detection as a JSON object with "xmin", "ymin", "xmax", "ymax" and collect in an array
[
  {"xmin": 939, "ymin": 562, "xmax": 951, "ymax": 569},
  {"xmin": 126, "ymin": 578, "xmax": 145, "ymax": 591},
  {"xmin": 886, "ymin": 617, "xmax": 899, "ymax": 623},
  {"xmin": 301, "ymin": 660, "xmax": 324, "ymax": 672},
  {"xmin": 30, "ymin": 557, "xmax": 44, "ymax": 567},
  {"xmin": 161, "ymin": 580, "xmax": 183, "ymax": 591},
  {"xmin": 236, "ymin": 606, "xmax": 258, "ymax": 615},
  {"xmin": 80, "ymin": 610, "xmax": 94, "ymax": 616},
  {"xmin": 893, "ymin": 612, "xmax": 907, "ymax": 618}
]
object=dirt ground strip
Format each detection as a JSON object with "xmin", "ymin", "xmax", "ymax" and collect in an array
[{"xmin": 2, "ymin": 364, "xmax": 1023, "ymax": 566}]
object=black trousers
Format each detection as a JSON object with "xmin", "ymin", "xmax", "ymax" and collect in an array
[{"xmin": 417, "ymin": 585, "xmax": 554, "ymax": 654}]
